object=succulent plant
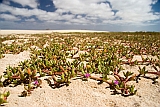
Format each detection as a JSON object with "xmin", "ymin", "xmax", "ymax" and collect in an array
[
  {"xmin": 0, "ymin": 91, "xmax": 10, "ymax": 105},
  {"xmin": 0, "ymin": 31, "xmax": 159, "ymax": 102}
]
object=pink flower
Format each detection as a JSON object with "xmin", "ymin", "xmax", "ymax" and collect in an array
[
  {"xmin": 84, "ymin": 73, "xmax": 90, "ymax": 78},
  {"xmin": 34, "ymin": 80, "xmax": 39, "ymax": 85},
  {"xmin": 114, "ymin": 80, "xmax": 119, "ymax": 85}
]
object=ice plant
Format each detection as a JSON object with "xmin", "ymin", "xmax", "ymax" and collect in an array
[
  {"xmin": 0, "ymin": 31, "xmax": 160, "ymax": 101},
  {"xmin": 0, "ymin": 91, "xmax": 10, "ymax": 105}
]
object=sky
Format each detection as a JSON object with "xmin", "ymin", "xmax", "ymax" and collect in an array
[{"xmin": 0, "ymin": 0, "xmax": 160, "ymax": 31}]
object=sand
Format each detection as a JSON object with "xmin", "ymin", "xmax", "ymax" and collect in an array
[
  {"xmin": 0, "ymin": 30, "xmax": 160, "ymax": 107},
  {"xmin": 0, "ymin": 30, "xmax": 108, "ymax": 35}
]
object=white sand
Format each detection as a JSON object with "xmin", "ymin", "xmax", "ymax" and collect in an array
[{"xmin": 0, "ymin": 30, "xmax": 108, "ymax": 35}]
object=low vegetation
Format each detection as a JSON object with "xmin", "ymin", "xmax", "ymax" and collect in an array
[{"xmin": 0, "ymin": 32, "xmax": 160, "ymax": 105}]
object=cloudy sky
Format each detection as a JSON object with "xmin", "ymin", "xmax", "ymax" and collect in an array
[{"xmin": 0, "ymin": 0, "xmax": 160, "ymax": 31}]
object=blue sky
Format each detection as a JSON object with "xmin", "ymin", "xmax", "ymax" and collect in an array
[{"xmin": 0, "ymin": 0, "xmax": 160, "ymax": 31}]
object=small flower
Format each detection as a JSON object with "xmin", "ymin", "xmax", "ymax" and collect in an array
[
  {"xmin": 114, "ymin": 80, "xmax": 119, "ymax": 85},
  {"xmin": 34, "ymin": 80, "xmax": 39, "ymax": 85},
  {"xmin": 84, "ymin": 73, "xmax": 90, "ymax": 78}
]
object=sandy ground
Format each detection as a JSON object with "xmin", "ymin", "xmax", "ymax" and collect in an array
[
  {"xmin": 0, "ymin": 30, "xmax": 108, "ymax": 35},
  {"xmin": 0, "ymin": 31, "xmax": 160, "ymax": 107},
  {"xmin": 0, "ymin": 52, "xmax": 159, "ymax": 107}
]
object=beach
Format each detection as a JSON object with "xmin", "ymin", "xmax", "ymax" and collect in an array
[
  {"xmin": 0, "ymin": 30, "xmax": 160, "ymax": 107},
  {"xmin": 0, "ymin": 30, "xmax": 108, "ymax": 35}
]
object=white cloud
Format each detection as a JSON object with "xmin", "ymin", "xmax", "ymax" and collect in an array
[
  {"xmin": 0, "ymin": 4, "xmax": 47, "ymax": 17},
  {"xmin": 53, "ymin": 0, "xmax": 113, "ymax": 17},
  {"xmin": 52, "ymin": 0, "xmax": 115, "ymax": 24},
  {"xmin": 108, "ymin": 0, "xmax": 159, "ymax": 24},
  {"xmin": 0, "ymin": 4, "xmax": 74, "ymax": 22},
  {"xmin": 0, "ymin": 14, "xmax": 20, "ymax": 21},
  {"xmin": 25, "ymin": 18, "xmax": 36, "ymax": 22},
  {"xmin": 10, "ymin": 0, "xmax": 39, "ymax": 8},
  {"xmin": 52, "ymin": 0, "xmax": 160, "ymax": 25}
]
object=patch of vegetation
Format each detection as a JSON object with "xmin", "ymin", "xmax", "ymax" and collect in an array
[{"xmin": 0, "ymin": 32, "xmax": 160, "ymax": 105}]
